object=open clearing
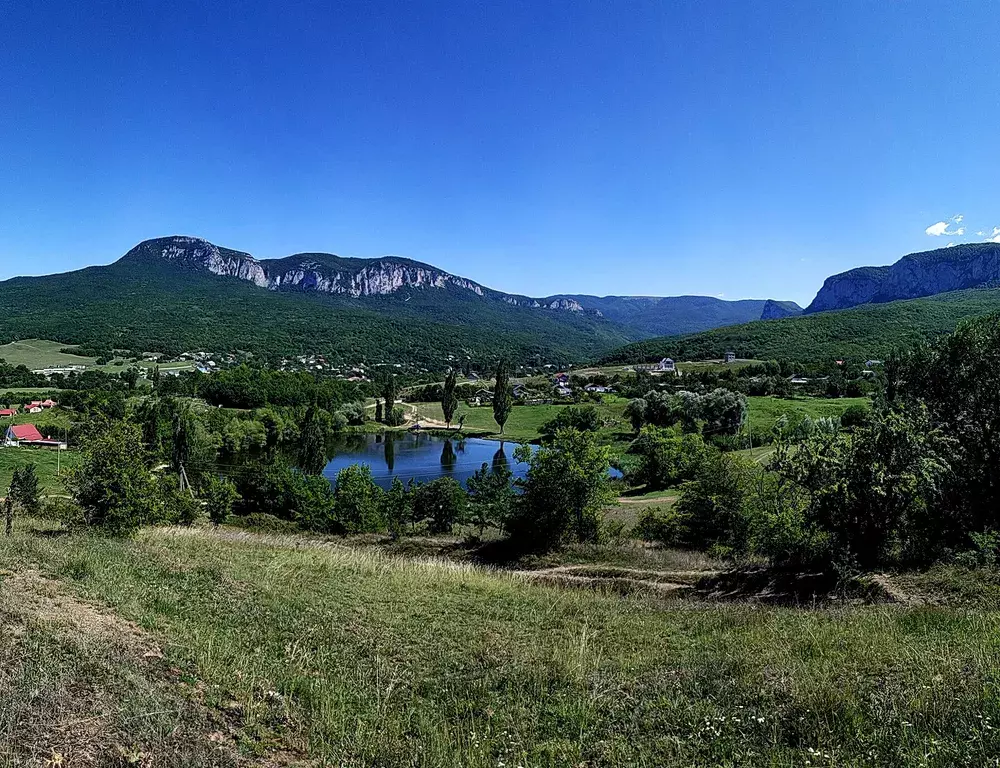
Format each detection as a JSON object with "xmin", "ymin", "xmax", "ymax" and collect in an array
[
  {"xmin": 3, "ymin": 524, "xmax": 1000, "ymax": 766},
  {"xmin": 0, "ymin": 339, "xmax": 96, "ymax": 370}
]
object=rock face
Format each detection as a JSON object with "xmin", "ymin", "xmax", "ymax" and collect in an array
[
  {"xmin": 806, "ymin": 243, "xmax": 1000, "ymax": 313},
  {"xmin": 123, "ymin": 236, "xmax": 540, "ymax": 303}
]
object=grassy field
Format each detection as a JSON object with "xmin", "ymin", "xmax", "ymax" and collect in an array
[
  {"xmin": 407, "ymin": 398, "xmax": 629, "ymax": 443},
  {"xmin": 747, "ymin": 395, "xmax": 868, "ymax": 436},
  {"xmin": 3, "ymin": 525, "xmax": 1000, "ymax": 765},
  {"xmin": 0, "ymin": 448, "xmax": 79, "ymax": 492},
  {"xmin": 0, "ymin": 407, "xmax": 74, "ymax": 431},
  {"xmin": 0, "ymin": 339, "xmax": 96, "ymax": 369}
]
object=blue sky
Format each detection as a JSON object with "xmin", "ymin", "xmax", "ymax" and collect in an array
[{"xmin": 1, "ymin": 0, "xmax": 999, "ymax": 306}]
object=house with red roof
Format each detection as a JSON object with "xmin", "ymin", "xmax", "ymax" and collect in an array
[
  {"xmin": 5, "ymin": 423, "xmax": 65, "ymax": 449},
  {"xmin": 0, "ymin": 407, "xmax": 18, "ymax": 418}
]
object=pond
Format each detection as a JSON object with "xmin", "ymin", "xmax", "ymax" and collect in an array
[{"xmin": 321, "ymin": 432, "xmax": 535, "ymax": 489}]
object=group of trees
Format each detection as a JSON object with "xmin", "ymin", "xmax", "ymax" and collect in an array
[
  {"xmin": 625, "ymin": 388, "xmax": 748, "ymax": 437},
  {"xmin": 630, "ymin": 312, "xmax": 1000, "ymax": 573}
]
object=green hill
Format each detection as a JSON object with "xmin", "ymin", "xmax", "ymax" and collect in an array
[
  {"xmin": 599, "ymin": 287, "xmax": 1000, "ymax": 364},
  {"xmin": 0, "ymin": 259, "xmax": 632, "ymax": 367}
]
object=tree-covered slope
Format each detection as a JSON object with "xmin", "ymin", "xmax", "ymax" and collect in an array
[
  {"xmin": 0, "ymin": 260, "xmax": 632, "ymax": 366},
  {"xmin": 600, "ymin": 287, "xmax": 1000, "ymax": 363}
]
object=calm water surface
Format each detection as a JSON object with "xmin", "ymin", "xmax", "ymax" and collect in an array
[{"xmin": 321, "ymin": 432, "xmax": 535, "ymax": 489}]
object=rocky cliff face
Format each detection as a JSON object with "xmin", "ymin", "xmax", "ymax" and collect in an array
[
  {"xmin": 124, "ymin": 236, "xmax": 539, "ymax": 303},
  {"xmin": 806, "ymin": 243, "xmax": 1000, "ymax": 313}
]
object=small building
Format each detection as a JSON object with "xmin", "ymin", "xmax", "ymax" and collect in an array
[
  {"xmin": 724, "ymin": 351, "xmax": 736, "ymax": 364},
  {"xmin": 5, "ymin": 423, "xmax": 65, "ymax": 449},
  {"xmin": 555, "ymin": 384, "xmax": 573, "ymax": 398},
  {"xmin": 865, "ymin": 359, "xmax": 883, "ymax": 368},
  {"xmin": 0, "ymin": 407, "xmax": 18, "ymax": 417},
  {"xmin": 553, "ymin": 372, "xmax": 570, "ymax": 385},
  {"xmin": 658, "ymin": 358, "xmax": 676, "ymax": 372},
  {"xmin": 584, "ymin": 384, "xmax": 611, "ymax": 394}
]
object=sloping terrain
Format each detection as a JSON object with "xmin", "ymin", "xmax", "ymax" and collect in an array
[
  {"xmin": 3, "ymin": 525, "xmax": 1000, "ymax": 766},
  {"xmin": 601, "ymin": 287, "xmax": 1000, "ymax": 363}
]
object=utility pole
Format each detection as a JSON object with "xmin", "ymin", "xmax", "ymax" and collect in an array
[{"xmin": 4, "ymin": 494, "xmax": 12, "ymax": 537}]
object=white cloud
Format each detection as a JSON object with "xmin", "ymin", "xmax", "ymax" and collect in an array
[
  {"xmin": 947, "ymin": 242, "xmax": 956, "ymax": 247},
  {"xmin": 926, "ymin": 214, "xmax": 965, "ymax": 237},
  {"xmin": 985, "ymin": 227, "xmax": 1000, "ymax": 244}
]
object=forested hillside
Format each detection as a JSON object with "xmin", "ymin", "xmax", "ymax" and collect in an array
[
  {"xmin": 0, "ymin": 260, "xmax": 631, "ymax": 366},
  {"xmin": 600, "ymin": 287, "xmax": 1000, "ymax": 363}
]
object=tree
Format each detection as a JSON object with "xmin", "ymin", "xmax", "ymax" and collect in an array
[
  {"xmin": 170, "ymin": 401, "xmax": 218, "ymax": 483},
  {"xmin": 333, "ymin": 464, "xmax": 384, "ymax": 533},
  {"xmin": 629, "ymin": 426, "xmax": 708, "ymax": 490},
  {"xmin": 66, "ymin": 421, "xmax": 156, "ymax": 535},
  {"xmin": 441, "ymin": 369, "xmax": 459, "ymax": 428},
  {"xmin": 380, "ymin": 373, "xmax": 398, "ymax": 423},
  {"xmin": 412, "ymin": 477, "xmax": 466, "ymax": 534},
  {"xmin": 151, "ymin": 365, "xmax": 161, "ymax": 391},
  {"xmin": 10, "ymin": 465, "xmax": 39, "ymax": 516},
  {"xmin": 539, "ymin": 405, "xmax": 600, "ymax": 443},
  {"xmin": 204, "ymin": 475, "xmax": 240, "ymax": 526},
  {"xmin": 508, "ymin": 428, "xmax": 616, "ymax": 551},
  {"xmin": 298, "ymin": 405, "xmax": 329, "ymax": 475},
  {"xmin": 375, "ymin": 400, "xmax": 384, "ymax": 424},
  {"xmin": 492, "ymin": 358, "xmax": 513, "ymax": 434},
  {"xmin": 122, "ymin": 366, "xmax": 142, "ymax": 391},
  {"xmin": 381, "ymin": 477, "xmax": 411, "ymax": 538},
  {"xmin": 625, "ymin": 398, "xmax": 647, "ymax": 433},
  {"xmin": 466, "ymin": 461, "xmax": 515, "ymax": 535}
]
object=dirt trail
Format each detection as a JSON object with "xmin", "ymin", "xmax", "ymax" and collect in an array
[{"xmin": 515, "ymin": 563, "xmax": 721, "ymax": 595}]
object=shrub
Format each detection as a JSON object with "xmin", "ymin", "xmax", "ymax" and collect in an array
[{"xmin": 633, "ymin": 505, "xmax": 686, "ymax": 545}]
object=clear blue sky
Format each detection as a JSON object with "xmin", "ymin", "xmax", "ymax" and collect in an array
[{"xmin": 2, "ymin": 0, "xmax": 998, "ymax": 306}]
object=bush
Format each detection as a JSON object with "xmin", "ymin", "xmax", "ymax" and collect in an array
[{"xmin": 633, "ymin": 505, "xmax": 686, "ymax": 544}]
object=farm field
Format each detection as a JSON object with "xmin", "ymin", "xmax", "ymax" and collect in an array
[
  {"xmin": 746, "ymin": 395, "xmax": 868, "ymax": 436},
  {"xmin": 2, "ymin": 524, "xmax": 1000, "ymax": 766},
  {"xmin": 0, "ymin": 339, "xmax": 96, "ymax": 369},
  {"xmin": 0, "ymin": 448, "xmax": 79, "ymax": 492}
]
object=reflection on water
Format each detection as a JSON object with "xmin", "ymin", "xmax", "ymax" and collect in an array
[{"xmin": 322, "ymin": 432, "xmax": 536, "ymax": 489}]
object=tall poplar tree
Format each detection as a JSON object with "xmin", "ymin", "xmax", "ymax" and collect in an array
[
  {"xmin": 492, "ymin": 358, "xmax": 513, "ymax": 435},
  {"xmin": 441, "ymin": 369, "xmax": 459, "ymax": 428}
]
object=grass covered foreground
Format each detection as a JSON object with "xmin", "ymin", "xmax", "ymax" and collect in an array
[{"xmin": 4, "ymin": 525, "xmax": 1000, "ymax": 766}]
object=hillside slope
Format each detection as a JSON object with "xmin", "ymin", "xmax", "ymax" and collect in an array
[
  {"xmin": 540, "ymin": 294, "xmax": 800, "ymax": 337},
  {"xmin": 0, "ymin": 236, "xmax": 800, "ymax": 365},
  {"xmin": 806, "ymin": 242, "xmax": 1000, "ymax": 313},
  {"xmin": 0, "ymin": 259, "xmax": 630, "ymax": 366},
  {"xmin": 600, "ymin": 287, "xmax": 1000, "ymax": 363}
]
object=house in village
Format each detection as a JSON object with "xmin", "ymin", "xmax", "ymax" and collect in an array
[
  {"xmin": 724, "ymin": 351, "xmax": 736, "ymax": 364},
  {"xmin": 0, "ymin": 406, "xmax": 18, "ymax": 418},
  {"xmin": 5, "ymin": 423, "xmax": 65, "ymax": 449},
  {"xmin": 635, "ymin": 358, "xmax": 678, "ymax": 374}
]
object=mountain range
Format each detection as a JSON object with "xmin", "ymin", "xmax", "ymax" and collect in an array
[
  {"xmin": 608, "ymin": 242, "xmax": 1000, "ymax": 364},
  {"xmin": 6, "ymin": 236, "xmax": 1000, "ymax": 368},
  {"xmin": 0, "ymin": 236, "xmax": 798, "ymax": 366}
]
